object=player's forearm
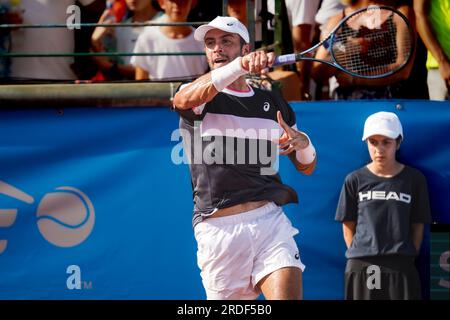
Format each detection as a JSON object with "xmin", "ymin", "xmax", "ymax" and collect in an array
[
  {"xmin": 173, "ymin": 73, "xmax": 219, "ymax": 110},
  {"xmin": 174, "ymin": 57, "xmax": 248, "ymax": 110},
  {"xmin": 287, "ymin": 135, "xmax": 317, "ymax": 175},
  {"xmin": 289, "ymin": 153, "xmax": 317, "ymax": 175}
]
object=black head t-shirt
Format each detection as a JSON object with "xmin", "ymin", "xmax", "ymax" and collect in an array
[{"xmin": 335, "ymin": 165, "xmax": 431, "ymax": 258}]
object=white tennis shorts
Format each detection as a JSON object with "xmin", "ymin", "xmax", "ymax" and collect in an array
[{"xmin": 194, "ymin": 202, "xmax": 305, "ymax": 300}]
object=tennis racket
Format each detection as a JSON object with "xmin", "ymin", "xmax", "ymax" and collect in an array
[{"xmin": 273, "ymin": 6, "xmax": 415, "ymax": 79}]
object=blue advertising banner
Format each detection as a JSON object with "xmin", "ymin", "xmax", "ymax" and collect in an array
[{"xmin": 0, "ymin": 101, "xmax": 449, "ymax": 299}]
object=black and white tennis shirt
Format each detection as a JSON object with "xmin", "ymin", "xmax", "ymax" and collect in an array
[{"xmin": 176, "ymin": 84, "xmax": 299, "ymax": 227}]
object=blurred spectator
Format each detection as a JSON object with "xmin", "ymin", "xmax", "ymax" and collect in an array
[
  {"xmin": 91, "ymin": 0, "xmax": 162, "ymax": 80},
  {"xmin": 112, "ymin": 0, "xmax": 127, "ymax": 22},
  {"xmin": 0, "ymin": 0, "xmax": 23, "ymax": 77},
  {"xmin": 313, "ymin": 0, "xmax": 345, "ymax": 99},
  {"xmin": 315, "ymin": 0, "xmax": 345, "ymax": 31},
  {"xmin": 414, "ymin": 0, "xmax": 450, "ymax": 100},
  {"xmin": 7, "ymin": 0, "xmax": 104, "ymax": 80},
  {"xmin": 268, "ymin": 0, "xmax": 321, "ymax": 100},
  {"xmin": 312, "ymin": 0, "xmax": 417, "ymax": 100},
  {"xmin": 131, "ymin": 0, "xmax": 207, "ymax": 81},
  {"xmin": 226, "ymin": 0, "xmax": 263, "ymax": 48},
  {"xmin": 0, "ymin": 0, "xmax": 22, "ymax": 33},
  {"xmin": 73, "ymin": 0, "xmax": 110, "ymax": 80},
  {"xmin": 227, "ymin": 0, "xmax": 247, "ymax": 23},
  {"xmin": 395, "ymin": 0, "xmax": 429, "ymax": 100},
  {"xmin": 187, "ymin": 0, "xmax": 221, "ymax": 23},
  {"xmin": 227, "ymin": 0, "xmax": 267, "ymax": 49}
]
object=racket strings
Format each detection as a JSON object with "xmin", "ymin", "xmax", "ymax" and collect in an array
[{"xmin": 332, "ymin": 9, "xmax": 412, "ymax": 77}]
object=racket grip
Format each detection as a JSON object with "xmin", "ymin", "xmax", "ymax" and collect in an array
[{"xmin": 273, "ymin": 54, "xmax": 297, "ymax": 67}]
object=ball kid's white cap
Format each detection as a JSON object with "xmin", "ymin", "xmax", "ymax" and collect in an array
[
  {"xmin": 362, "ymin": 111, "xmax": 404, "ymax": 141},
  {"xmin": 194, "ymin": 16, "xmax": 250, "ymax": 44}
]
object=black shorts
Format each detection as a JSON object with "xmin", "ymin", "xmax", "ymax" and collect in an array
[{"xmin": 344, "ymin": 255, "xmax": 422, "ymax": 300}]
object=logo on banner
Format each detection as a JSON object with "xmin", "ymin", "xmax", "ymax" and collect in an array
[{"xmin": 0, "ymin": 181, "xmax": 95, "ymax": 255}]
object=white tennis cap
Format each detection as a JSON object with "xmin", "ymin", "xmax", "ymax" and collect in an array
[
  {"xmin": 362, "ymin": 111, "xmax": 403, "ymax": 141},
  {"xmin": 194, "ymin": 16, "xmax": 250, "ymax": 44}
]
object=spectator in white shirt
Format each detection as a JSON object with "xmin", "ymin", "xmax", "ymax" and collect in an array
[
  {"xmin": 131, "ymin": 0, "xmax": 207, "ymax": 81},
  {"xmin": 9, "ymin": 0, "xmax": 104, "ymax": 80}
]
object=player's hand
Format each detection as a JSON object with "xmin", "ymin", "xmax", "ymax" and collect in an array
[
  {"xmin": 276, "ymin": 111, "xmax": 310, "ymax": 155},
  {"xmin": 241, "ymin": 51, "xmax": 275, "ymax": 74}
]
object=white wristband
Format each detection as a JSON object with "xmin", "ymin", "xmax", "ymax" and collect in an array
[
  {"xmin": 211, "ymin": 57, "xmax": 248, "ymax": 92},
  {"xmin": 295, "ymin": 134, "xmax": 316, "ymax": 164}
]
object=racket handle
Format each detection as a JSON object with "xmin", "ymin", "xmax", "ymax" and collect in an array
[{"xmin": 273, "ymin": 54, "xmax": 297, "ymax": 67}]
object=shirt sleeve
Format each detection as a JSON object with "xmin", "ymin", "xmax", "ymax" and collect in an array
[
  {"xmin": 271, "ymin": 88, "xmax": 296, "ymax": 128},
  {"xmin": 130, "ymin": 31, "xmax": 150, "ymax": 73},
  {"xmin": 335, "ymin": 173, "xmax": 359, "ymax": 221},
  {"xmin": 411, "ymin": 171, "xmax": 432, "ymax": 224},
  {"xmin": 268, "ymin": 0, "xmax": 321, "ymax": 26},
  {"xmin": 285, "ymin": 102, "xmax": 297, "ymax": 129},
  {"xmin": 286, "ymin": 0, "xmax": 321, "ymax": 26}
]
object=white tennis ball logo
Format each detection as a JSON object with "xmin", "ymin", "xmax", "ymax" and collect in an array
[{"xmin": 36, "ymin": 187, "xmax": 95, "ymax": 247}]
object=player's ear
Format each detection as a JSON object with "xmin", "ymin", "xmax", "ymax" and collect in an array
[{"xmin": 242, "ymin": 43, "xmax": 250, "ymax": 56}]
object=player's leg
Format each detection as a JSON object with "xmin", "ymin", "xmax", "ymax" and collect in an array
[
  {"xmin": 257, "ymin": 266, "xmax": 303, "ymax": 300},
  {"xmin": 195, "ymin": 218, "xmax": 260, "ymax": 300},
  {"xmin": 251, "ymin": 205, "xmax": 305, "ymax": 300}
]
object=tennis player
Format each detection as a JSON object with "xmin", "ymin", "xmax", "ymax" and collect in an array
[{"xmin": 173, "ymin": 16, "xmax": 317, "ymax": 300}]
